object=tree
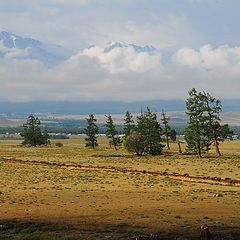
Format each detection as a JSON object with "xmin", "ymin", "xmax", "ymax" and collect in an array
[
  {"xmin": 218, "ymin": 124, "xmax": 233, "ymax": 140},
  {"xmin": 123, "ymin": 111, "xmax": 135, "ymax": 139},
  {"xmin": 185, "ymin": 88, "xmax": 212, "ymax": 158},
  {"xmin": 161, "ymin": 110, "xmax": 171, "ymax": 150},
  {"xmin": 200, "ymin": 91, "xmax": 222, "ymax": 156},
  {"xmin": 105, "ymin": 114, "xmax": 121, "ymax": 150},
  {"xmin": 84, "ymin": 114, "xmax": 99, "ymax": 149},
  {"xmin": 124, "ymin": 131, "xmax": 145, "ymax": 155},
  {"xmin": 135, "ymin": 108, "xmax": 164, "ymax": 156},
  {"xmin": 21, "ymin": 115, "xmax": 49, "ymax": 147},
  {"xmin": 42, "ymin": 128, "xmax": 50, "ymax": 145},
  {"xmin": 170, "ymin": 129, "xmax": 177, "ymax": 141}
]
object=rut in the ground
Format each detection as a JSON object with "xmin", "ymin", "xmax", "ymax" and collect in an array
[{"xmin": 2, "ymin": 158, "xmax": 240, "ymax": 187}]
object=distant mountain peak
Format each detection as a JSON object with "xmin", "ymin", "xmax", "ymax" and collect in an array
[
  {"xmin": 0, "ymin": 31, "xmax": 41, "ymax": 49},
  {"xmin": 104, "ymin": 41, "xmax": 157, "ymax": 53},
  {"xmin": 108, "ymin": 41, "xmax": 128, "ymax": 47},
  {"xmin": 0, "ymin": 30, "xmax": 71, "ymax": 65}
]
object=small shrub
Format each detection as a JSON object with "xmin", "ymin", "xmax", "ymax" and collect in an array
[
  {"xmin": 124, "ymin": 131, "xmax": 145, "ymax": 156},
  {"xmin": 55, "ymin": 142, "xmax": 63, "ymax": 147}
]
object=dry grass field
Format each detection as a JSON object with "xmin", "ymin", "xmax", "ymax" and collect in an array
[{"xmin": 0, "ymin": 138, "xmax": 239, "ymax": 239}]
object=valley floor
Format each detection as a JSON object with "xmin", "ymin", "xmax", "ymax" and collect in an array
[{"xmin": 0, "ymin": 139, "xmax": 239, "ymax": 239}]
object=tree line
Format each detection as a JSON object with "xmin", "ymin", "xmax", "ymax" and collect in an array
[{"xmin": 21, "ymin": 88, "xmax": 232, "ymax": 157}]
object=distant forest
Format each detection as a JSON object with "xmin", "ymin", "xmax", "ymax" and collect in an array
[{"xmin": 0, "ymin": 123, "xmax": 240, "ymax": 138}]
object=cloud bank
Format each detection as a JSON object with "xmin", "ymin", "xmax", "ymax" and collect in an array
[{"xmin": 0, "ymin": 42, "xmax": 239, "ymax": 102}]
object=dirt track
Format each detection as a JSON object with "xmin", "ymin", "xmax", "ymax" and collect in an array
[{"xmin": 3, "ymin": 158, "xmax": 240, "ymax": 187}]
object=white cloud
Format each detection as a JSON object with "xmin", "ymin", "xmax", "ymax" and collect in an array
[
  {"xmin": 0, "ymin": 1, "xmax": 239, "ymax": 103},
  {"xmin": 173, "ymin": 44, "xmax": 240, "ymax": 70},
  {"xmin": 80, "ymin": 45, "xmax": 161, "ymax": 73},
  {"xmin": 0, "ymin": 43, "xmax": 240, "ymax": 102}
]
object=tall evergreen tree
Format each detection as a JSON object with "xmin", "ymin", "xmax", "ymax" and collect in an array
[
  {"xmin": 170, "ymin": 129, "xmax": 177, "ymax": 141},
  {"xmin": 123, "ymin": 111, "xmax": 135, "ymax": 138},
  {"xmin": 135, "ymin": 108, "xmax": 164, "ymax": 156},
  {"xmin": 185, "ymin": 88, "xmax": 211, "ymax": 157},
  {"xmin": 161, "ymin": 110, "xmax": 171, "ymax": 150},
  {"xmin": 84, "ymin": 114, "xmax": 99, "ymax": 149},
  {"xmin": 21, "ymin": 115, "xmax": 49, "ymax": 147},
  {"xmin": 200, "ymin": 91, "xmax": 222, "ymax": 157},
  {"xmin": 105, "ymin": 114, "xmax": 121, "ymax": 150},
  {"xmin": 42, "ymin": 128, "xmax": 50, "ymax": 145}
]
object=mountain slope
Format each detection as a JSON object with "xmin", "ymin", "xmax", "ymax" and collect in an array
[{"xmin": 0, "ymin": 31, "xmax": 71, "ymax": 65}]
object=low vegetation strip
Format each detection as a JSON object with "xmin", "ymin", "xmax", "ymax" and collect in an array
[{"xmin": 2, "ymin": 158, "xmax": 240, "ymax": 187}]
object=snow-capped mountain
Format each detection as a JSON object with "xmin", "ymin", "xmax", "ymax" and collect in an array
[
  {"xmin": 0, "ymin": 31, "xmax": 158, "ymax": 66},
  {"xmin": 0, "ymin": 31, "xmax": 71, "ymax": 65},
  {"xmin": 103, "ymin": 41, "xmax": 157, "ymax": 53}
]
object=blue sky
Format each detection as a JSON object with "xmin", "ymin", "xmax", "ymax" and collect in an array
[
  {"xmin": 0, "ymin": 0, "xmax": 240, "ymax": 102},
  {"xmin": 1, "ymin": 0, "xmax": 240, "ymax": 49}
]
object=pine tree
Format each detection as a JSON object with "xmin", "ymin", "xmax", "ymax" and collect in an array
[
  {"xmin": 135, "ymin": 108, "xmax": 164, "ymax": 156},
  {"xmin": 185, "ymin": 88, "xmax": 211, "ymax": 157},
  {"xmin": 170, "ymin": 129, "xmax": 177, "ymax": 141},
  {"xmin": 84, "ymin": 114, "xmax": 99, "ymax": 149},
  {"xmin": 200, "ymin": 91, "xmax": 222, "ymax": 157},
  {"xmin": 21, "ymin": 115, "xmax": 49, "ymax": 147},
  {"xmin": 105, "ymin": 114, "xmax": 121, "ymax": 150},
  {"xmin": 42, "ymin": 128, "xmax": 50, "ymax": 145},
  {"xmin": 161, "ymin": 110, "xmax": 171, "ymax": 150},
  {"xmin": 123, "ymin": 111, "xmax": 135, "ymax": 138}
]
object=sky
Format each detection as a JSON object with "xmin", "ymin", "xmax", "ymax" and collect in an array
[{"xmin": 0, "ymin": 0, "xmax": 240, "ymax": 102}]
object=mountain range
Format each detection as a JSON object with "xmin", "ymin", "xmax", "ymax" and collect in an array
[
  {"xmin": 0, "ymin": 99, "xmax": 239, "ymax": 116},
  {"xmin": 0, "ymin": 30, "xmax": 157, "ymax": 65},
  {"xmin": 103, "ymin": 41, "xmax": 156, "ymax": 53}
]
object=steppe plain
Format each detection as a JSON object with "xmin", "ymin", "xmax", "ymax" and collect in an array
[{"xmin": 0, "ymin": 138, "xmax": 239, "ymax": 239}]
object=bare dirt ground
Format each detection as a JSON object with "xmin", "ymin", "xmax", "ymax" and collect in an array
[{"xmin": 0, "ymin": 139, "xmax": 239, "ymax": 239}]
